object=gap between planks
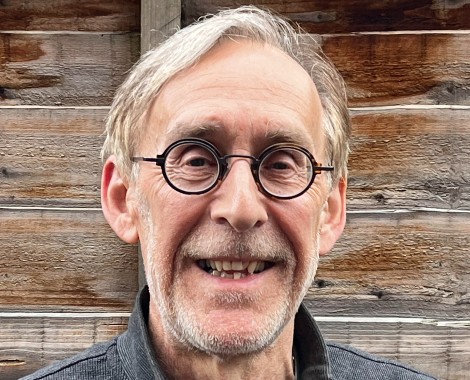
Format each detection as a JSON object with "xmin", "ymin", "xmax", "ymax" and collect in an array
[
  {"xmin": 1, "ymin": 105, "xmax": 469, "ymax": 111},
  {"xmin": 322, "ymin": 30, "xmax": 470, "ymax": 36},
  {"xmin": 0, "ymin": 312, "xmax": 468, "ymax": 328},
  {"xmin": 0, "ymin": 31, "xmax": 139, "ymax": 35},
  {"xmin": 1, "ymin": 30, "xmax": 469, "ymax": 36},
  {"xmin": 1, "ymin": 206, "xmax": 469, "ymax": 213}
]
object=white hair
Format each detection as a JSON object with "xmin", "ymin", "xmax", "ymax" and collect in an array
[{"xmin": 102, "ymin": 6, "xmax": 350, "ymax": 185}]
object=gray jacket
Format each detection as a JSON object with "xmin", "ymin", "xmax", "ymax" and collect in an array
[{"xmin": 23, "ymin": 287, "xmax": 436, "ymax": 380}]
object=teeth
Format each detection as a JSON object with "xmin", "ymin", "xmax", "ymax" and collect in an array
[
  {"xmin": 231, "ymin": 261, "xmax": 243, "ymax": 270},
  {"xmin": 205, "ymin": 260, "xmax": 269, "ymax": 278},
  {"xmin": 247, "ymin": 261, "xmax": 258, "ymax": 274}
]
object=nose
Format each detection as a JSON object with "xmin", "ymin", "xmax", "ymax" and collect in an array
[{"xmin": 210, "ymin": 159, "xmax": 268, "ymax": 232}]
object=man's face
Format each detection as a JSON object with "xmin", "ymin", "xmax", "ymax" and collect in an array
[{"xmin": 129, "ymin": 40, "xmax": 332, "ymax": 355}]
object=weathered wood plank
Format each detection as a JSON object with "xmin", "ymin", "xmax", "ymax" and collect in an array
[
  {"xmin": 348, "ymin": 107, "xmax": 470, "ymax": 210},
  {"xmin": 321, "ymin": 33, "xmax": 470, "ymax": 106},
  {"xmin": 0, "ymin": 209, "xmax": 138, "ymax": 311},
  {"xmin": 0, "ymin": 107, "xmax": 106, "ymax": 207},
  {"xmin": 1, "ymin": 316, "xmax": 468, "ymax": 379},
  {"xmin": 2, "ymin": 107, "xmax": 468, "ymax": 209},
  {"xmin": 1, "ymin": 209, "xmax": 468, "ymax": 318},
  {"xmin": 0, "ymin": 33, "xmax": 140, "ymax": 106},
  {"xmin": 0, "ymin": 32, "xmax": 468, "ymax": 106},
  {"xmin": 317, "ymin": 320, "xmax": 470, "ymax": 380},
  {"xmin": 141, "ymin": 0, "xmax": 180, "ymax": 52},
  {"xmin": 0, "ymin": 316, "xmax": 128, "ymax": 380},
  {"xmin": 182, "ymin": 0, "xmax": 470, "ymax": 33},
  {"xmin": 0, "ymin": 0, "xmax": 140, "ymax": 32},
  {"xmin": 309, "ymin": 211, "xmax": 470, "ymax": 319}
]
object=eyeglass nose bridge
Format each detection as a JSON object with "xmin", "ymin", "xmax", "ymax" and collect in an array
[{"xmin": 217, "ymin": 153, "xmax": 260, "ymax": 182}]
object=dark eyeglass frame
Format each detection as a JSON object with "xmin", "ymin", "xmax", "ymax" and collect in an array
[{"xmin": 132, "ymin": 138, "xmax": 334, "ymax": 200}]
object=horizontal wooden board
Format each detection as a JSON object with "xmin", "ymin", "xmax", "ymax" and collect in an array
[
  {"xmin": 182, "ymin": 0, "xmax": 470, "ymax": 33},
  {"xmin": 0, "ymin": 33, "xmax": 140, "ymax": 106},
  {"xmin": 0, "ymin": 209, "xmax": 138, "ymax": 311},
  {"xmin": 309, "ymin": 211, "xmax": 470, "ymax": 319},
  {"xmin": 321, "ymin": 33, "xmax": 470, "ymax": 106},
  {"xmin": 318, "ymin": 320, "xmax": 470, "ymax": 380},
  {"xmin": 1, "ymin": 32, "xmax": 468, "ymax": 107},
  {"xmin": 0, "ymin": 108, "xmax": 107, "ymax": 207},
  {"xmin": 1, "ymin": 209, "xmax": 468, "ymax": 319},
  {"xmin": 0, "ymin": 315, "xmax": 128, "ymax": 379},
  {"xmin": 1, "ymin": 316, "xmax": 468, "ymax": 379},
  {"xmin": 0, "ymin": 0, "xmax": 140, "ymax": 32},
  {"xmin": 1, "ymin": 107, "xmax": 468, "ymax": 209},
  {"xmin": 347, "ymin": 107, "xmax": 470, "ymax": 210}
]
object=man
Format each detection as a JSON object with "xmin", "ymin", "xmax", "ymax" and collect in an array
[{"xmin": 24, "ymin": 6, "xmax": 435, "ymax": 380}]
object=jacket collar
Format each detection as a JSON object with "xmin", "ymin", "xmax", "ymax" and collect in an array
[{"xmin": 118, "ymin": 287, "xmax": 330, "ymax": 379}]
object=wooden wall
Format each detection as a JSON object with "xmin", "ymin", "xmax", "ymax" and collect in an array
[
  {"xmin": 1, "ymin": 1, "xmax": 469, "ymax": 379},
  {"xmin": 0, "ymin": 1, "xmax": 140, "ymax": 378}
]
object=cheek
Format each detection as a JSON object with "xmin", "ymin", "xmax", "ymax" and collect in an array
[
  {"xmin": 272, "ymin": 196, "xmax": 322, "ymax": 253},
  {"xmin": 143, "ymin": 187, "xmax": 211, "ymax": 262}
]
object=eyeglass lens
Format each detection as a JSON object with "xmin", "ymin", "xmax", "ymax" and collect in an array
[{"xmin": 164, "ymin": 142, "xmax": 314, "ymax": 198}]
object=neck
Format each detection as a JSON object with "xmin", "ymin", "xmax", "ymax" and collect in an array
[{"xmin": 148, "ymin": 303, "xmax": 296, "ymax": 380}]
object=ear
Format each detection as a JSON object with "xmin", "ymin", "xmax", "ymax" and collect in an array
[
  {"xmin": 319, "ymin": 178, "xmax": 347, "ymax": 256},
  {"xmin": 101, "ymin": 156, "xmax": 139, "ymax": 244}
]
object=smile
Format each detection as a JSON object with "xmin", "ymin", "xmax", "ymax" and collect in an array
[{"xmin": 197, "ymin": 259, "xmax": 274, "ymax": 279}]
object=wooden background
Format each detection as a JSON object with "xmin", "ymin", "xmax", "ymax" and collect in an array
[{"xmin": 1, "ymin": 1, "xmax": 469, "ymax": 379}]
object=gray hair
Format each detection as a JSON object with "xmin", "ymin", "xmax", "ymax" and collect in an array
[{"xmin": 101, "ymin": 6, "xmax": 350, "ymax": 185}]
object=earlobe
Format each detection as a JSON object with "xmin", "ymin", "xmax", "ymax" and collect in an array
[
  {"xmin": 101, "ymin": 156, "xmax": 139, "ymax": 244},
  {"xmin": 319, "ymin": 178, "xmax": 347, "ymax": 256}
]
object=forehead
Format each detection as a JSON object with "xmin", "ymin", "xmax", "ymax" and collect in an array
[{"xmin": 146, "ymin": 39, "xmax": 324, "ymax": 154}]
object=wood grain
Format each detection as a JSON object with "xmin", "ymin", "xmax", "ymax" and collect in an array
[
  {"xmin": 1, "ymin": 316, "xmax": 468, "ymax": 379},
  {"xmin": 0, "ymin": 0, "xmax": 140, "ymax": 32},
  {"xmin": 1, "ymin": 32, "xmax": 468, "ymax": 107},
  {"xmin": 0, "ymin": 33, "xmax": 140, "ymax": 106},
  {"xmin": 182, "ymin": 0, "xmax": 470, "ymax": 33},
  {"xmin": 1, "ymin": 107, "xmax": 106, "ymax": 207},
  {"xmin": 1, "ymin": 209, "xmax": 468, "ymax": 318},
  {"xmin": 348, "ymin": 107, "xmax": 470, "ymax": 210},
  {"xmin": 321, "ymin": 33, "xmax": 470, "ymax": 106},
  {"xmin": 0, "ymin": 315, "xmax": 128, "ymax": 380},
  {"xmin": 309, "ymin": 211, "xmax": 470, "ymax": 319},
  {"xmin": 318, "ymin": 320, "xmax": 470, "ymax": 380},
  {"xmin": 0, "ymin": 209, "xmax": 138, "ymax": 311},
  {"xmin": 2, "ymin": 107, "xmax": 468, "ymax": 209},
  {"xmin": 141, "ymin": 0, "xmax": 180, "ymax": 52}
]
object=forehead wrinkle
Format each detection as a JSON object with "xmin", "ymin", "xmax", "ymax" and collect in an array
[{"xmin": 165, "ymin": 121, "xmax": 225, "ymax": 142}]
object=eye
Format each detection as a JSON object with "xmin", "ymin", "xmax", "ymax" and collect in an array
[
  {"xmin": 180, "ymin": 148, "xmax": 217, "ymax": 167},
  {"xmin": 262, "ymin": 150, "xmax": 298, "ymax": 172},
  {"xmin": 166, "ymin": 143, "xmax": 218, "ymax": 174}
]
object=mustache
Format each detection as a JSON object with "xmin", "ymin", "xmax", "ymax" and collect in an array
[{"xmin": 179, "ymin": 225, "xmax": 295, "ymax": 263}]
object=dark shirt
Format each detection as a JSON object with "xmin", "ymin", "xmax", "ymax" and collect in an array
[{"xmin": 22, "ymin": 287, "xmax": 436, "ymax": 380}]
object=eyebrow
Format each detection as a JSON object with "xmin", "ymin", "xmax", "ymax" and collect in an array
[
  {"xmin": 166, "ymin": 121, "xmax": 223, "ymax": 141},
  {"xmin": 165, "ymin": 121, "xmax": 315, "ymax": 151}
]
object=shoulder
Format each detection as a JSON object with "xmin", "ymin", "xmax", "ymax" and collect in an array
[
  {"xmin": 21, "ymin": 338, "xmax": 125, "ymax": 380},
  {"xmin": 326, "ymin": 342, "xmax": 437, "ymax": 380}
]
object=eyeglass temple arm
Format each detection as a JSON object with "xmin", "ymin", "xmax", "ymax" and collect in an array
[
  {"xmin": 131, "ymin": 157, "xmax": 165, "ymax": 166},
  {"xmin": 313, "ymin": 165, "xmax": 334, "ymax": 175}
]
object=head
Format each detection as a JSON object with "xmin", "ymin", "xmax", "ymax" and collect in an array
[{"xmin": 101, "ymin": 6, "xmax": 350, "ymax": 359}]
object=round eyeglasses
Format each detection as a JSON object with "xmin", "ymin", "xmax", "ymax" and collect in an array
[{"xmin": 132, "ymin": 138, "xmax": 333, "ymax": 200}]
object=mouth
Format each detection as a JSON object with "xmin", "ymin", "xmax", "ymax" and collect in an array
[{"xmin": 197, "ymin": 259, "xmax": 275, "ymax": 279}]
